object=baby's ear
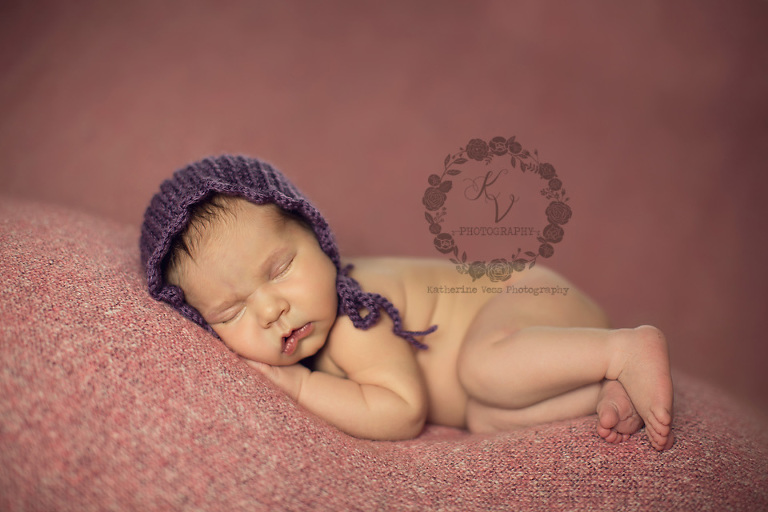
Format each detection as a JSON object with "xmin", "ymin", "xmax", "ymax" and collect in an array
[{"xmin": 163, "ymin": 254, "xmax": 186, "ymax": 289}]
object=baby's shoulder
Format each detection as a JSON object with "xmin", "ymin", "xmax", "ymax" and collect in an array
[
  {"xmin": 345, "ymin": 257, "xmax": 456, "ymax": 297},
  {"xmin": 322, "ymin": 311, "xmax": 420, "ymax": 378},
  {"xmin": 344, "ymin": 257, "xmax": 459, "ymax": 336},
  {"xmin": 344, "ymin": 257, "xmax": 408, "ymax": 294}
]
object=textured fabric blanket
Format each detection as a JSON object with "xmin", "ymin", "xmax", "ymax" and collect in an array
[{"xmin": 2, "ymin": 196, "xmax": 767, "ymax": 511}]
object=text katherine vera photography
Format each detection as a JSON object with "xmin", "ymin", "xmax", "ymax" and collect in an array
[{"xmin": 426, "ymin": 284, "xmax": 570, "ymax": 296}]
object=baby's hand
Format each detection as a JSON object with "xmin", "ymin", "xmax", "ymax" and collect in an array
[{"xmin": 242, "ymin": 358, "xmax": 309, "ymax": 401}]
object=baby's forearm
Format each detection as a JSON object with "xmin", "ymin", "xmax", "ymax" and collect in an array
[{"xmin": 297, "ymin": 371, "xmax": 426, "ymax": 441}]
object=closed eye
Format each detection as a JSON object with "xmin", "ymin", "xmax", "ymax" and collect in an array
[
  {"xmin": 219, "ymin": 306, "xmax": 245, "ymax": 325},
  {"xmin": 273, "ymin": 256, "xmax": 294, "ymax": 280}
]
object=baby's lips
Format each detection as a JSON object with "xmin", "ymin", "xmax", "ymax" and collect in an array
[
  {"xmin": 281, "ymin": 323, "xmax": 314, "ymax": 355},
  {"xmin": 282, "ymin": 333, "xmax": 298, "ymax": 356}
]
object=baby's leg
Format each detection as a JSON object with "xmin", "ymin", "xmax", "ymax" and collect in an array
[
  {"xmin": 457, "ymin": 274, "xmax": 674, "ymax": 450},
  {"xmin": 467, "ymin": 380, "xmax": 643, "ymax": 443},
  {"xmin": 466, "ymin": 382, "xmax": 601, "ymax": 434},
  {"xmin": 460, "ymin": 324, "xmax": 673, "ymax": 450}
]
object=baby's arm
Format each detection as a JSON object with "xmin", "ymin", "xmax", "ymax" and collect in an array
[{"xmin": 247, "ymin": 316, "xmax": 428, "ymax": 441}]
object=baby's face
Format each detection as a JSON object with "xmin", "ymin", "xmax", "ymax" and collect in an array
[{"xmin": 170, "ymin": 200, "xmax": 339, "ymax": 366}]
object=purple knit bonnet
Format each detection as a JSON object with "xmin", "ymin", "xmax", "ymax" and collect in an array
[{"xmin": 140, "ymin": 155, "xmax": 435, "ymax": 349}]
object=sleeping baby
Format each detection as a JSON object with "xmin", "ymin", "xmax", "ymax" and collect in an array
[{"xmin": 140, "ymin": 155, "xmax": 674, "ymax": 450}]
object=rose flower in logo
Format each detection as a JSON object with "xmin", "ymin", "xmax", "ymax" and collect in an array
[
  {"xmin": 467, "ymin": 261, "xmax": 487, "ymax": 281},
  {"xmin": 506, "ymin": 138, "xmax": 522, "ymax": 155},
  {"xmin": 433, "ymin": 233, "xmax": 456, "ymax": 254},
  {"xmin": 486, "ymin": 258, "xmax": 512, "ymax": 282},
  {"xmin": 488, "ymin": 136, "xmax": 508, "ymax": 156},
  {"xmin": 545, "ymin": 201, "xmax": 572, "ymax": 225},
  {"xmin": 511, "ymin": 258, "xmax": 527, "ymax": 272},
  {"xmin": 422, "ymin": 187, "xmax": 447, "ymax": 211},
  {"xmin": 539, "ymin": 163, "xmax": 557, "ymax": 180},
  {"xmin": 543, "ymin": 223, "xmax": 564, "ymax": 244},
  {"xmin": 538, "ymin": 243, "xmax": 555, "ymax": 258},
  {"xmin": 466, "ymin": 139, "xmax": 490, "ymax": 161}
]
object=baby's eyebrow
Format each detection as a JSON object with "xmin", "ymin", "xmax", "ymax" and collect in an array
[{"xmin": 261, "ymin": 246, "xmax": 288, "ymax": 272}]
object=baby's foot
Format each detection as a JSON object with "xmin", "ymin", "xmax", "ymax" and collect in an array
[
  {"xmin": 610, "ymin": 325, "xmax": 675, "ymax": 451},
  {"xmin": 596, "ymin": 379, "xmax": 644, "ymax": 444}
]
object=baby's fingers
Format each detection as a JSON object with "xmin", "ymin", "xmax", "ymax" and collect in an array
[
  {"xmin": 242, "ymin": 358, "xmax": 276, "ymax": 379},
  {"xmin": 241, "ymin": 358, "xmax": 307, "ymax": 401}
]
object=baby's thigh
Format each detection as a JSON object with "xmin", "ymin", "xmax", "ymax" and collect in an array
[{"xmin": 460, "ymin": 267, "xmax": 610, "ymax": 352}]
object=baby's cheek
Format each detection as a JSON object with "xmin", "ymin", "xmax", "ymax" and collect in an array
[{"xmin": 216, "ymin": 329, "xmax": 248, "ymax": 356}]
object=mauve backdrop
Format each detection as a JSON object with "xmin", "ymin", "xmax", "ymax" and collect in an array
[{"xmin": 2, "ymin": 0, "xmax": 767, "ymax": 414}]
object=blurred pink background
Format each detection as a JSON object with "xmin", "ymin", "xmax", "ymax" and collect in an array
[{"xmin": 2, "ymin": 1, "xmax": 767, "ymax": 414}]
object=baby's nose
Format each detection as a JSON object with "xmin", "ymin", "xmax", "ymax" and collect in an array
[{"xmin": 254, "ymin": 291, "xmax": 289, "ymax": 327}]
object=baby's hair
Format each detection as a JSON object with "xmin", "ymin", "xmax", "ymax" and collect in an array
[
  {"xmin": 167, "ymin": 194, "xmax": 233, "ymax": 265},
  {"xmin": 164, "ymin": 194, "xmax": 310, "ymax": 284}
]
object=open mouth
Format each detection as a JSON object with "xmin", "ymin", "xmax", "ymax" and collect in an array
[{"xmin": 281, "ymin": 323, "xmax": 314, "ymax": 356}]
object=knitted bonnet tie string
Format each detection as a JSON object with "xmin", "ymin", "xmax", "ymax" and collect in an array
[{"xmin": 337, "ymin": 267, "xmax": 436, "ymax": 350}]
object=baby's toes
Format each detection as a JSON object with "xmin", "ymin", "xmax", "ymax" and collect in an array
[
  {"xmin": 615, "ymin": 412, "xmax": 644, "ymax": 436},
  {"xmin": 662, "ymin": 431, "xmax": 675, "ymax": 450},
  {"xmin": 646, "ymin": 410, "xmax": 672, "ymax": 439},
  {"xmin": 597, "ymin": 424, "xmax": 618, "ymax": 443},
  {"xmin": 645, "ymin": 424, "xmax": 672, "ymax": 451}
]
